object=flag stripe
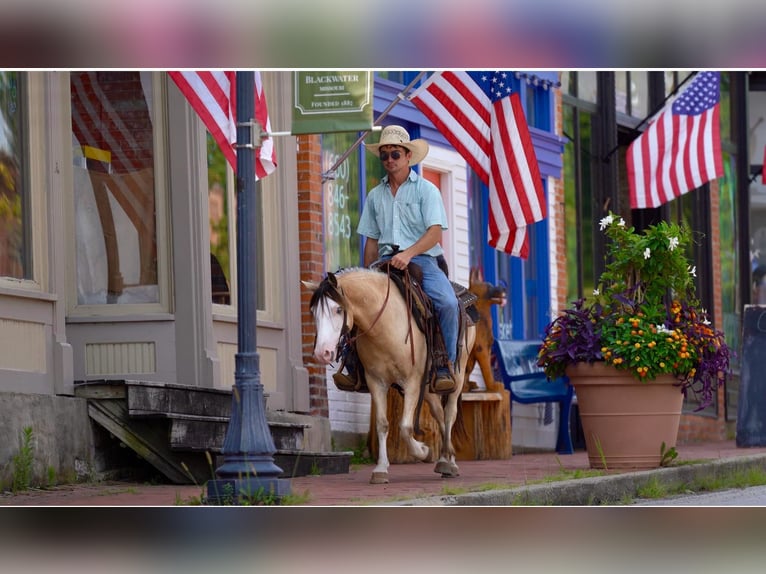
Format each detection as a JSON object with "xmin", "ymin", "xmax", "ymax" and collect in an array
[
  {"xmin": 415, "ymin": 72, "xmax": 491, "ymax": 182},
  {"xmin": 168, "ymin": 70, "xmax": 276, "ymax": 180},
  {"xmin": 411, "ymin": 71, "xmax": 545, "ymax": 258},
  {"xmin": 628, "ymin": 71, "xmax": 723, "ymax": 209}
]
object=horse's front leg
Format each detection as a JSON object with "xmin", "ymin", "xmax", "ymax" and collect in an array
[{"xmin": 369, "ymin": 382, "xmax": 391, "ymax": 484}]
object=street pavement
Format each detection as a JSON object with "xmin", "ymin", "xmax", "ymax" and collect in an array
[
  {"xmin": 633, "ymin": 484, "xmax": 766, "ymax": 505},
  {"xmin": 3, "ymin": 440, "xmax": 766, "ymax": 506}
]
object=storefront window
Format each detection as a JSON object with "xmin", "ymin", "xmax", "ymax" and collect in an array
[
  {"xmin": 71, "ymin": 71, "xmax": 158, "ymax": 305},
  {"xmin": 616, "ymin": 71, "xmax": 649, "ymax": 119},
  {"xmin": 322, "ymin": 132, "xmax": 365, "ymax": 271},
  {"xmin": 577, "ymin": 72, "xmax": 598, "ymax": 104},
  {"xmin": 749, "ymin": 90, "xmax": 766, "ymax": 285},
  {"xmin": 207, "ymin": 132, "xmax": 267, "ymax": 311},
  {"xmin": 562, "ymin": 102, "xmax": 596, "ymax": 303},
  {"xmin": 0, "ymin": 72, "xmax": 29, "ymax": 280},
  {"xmin": 208, "ymin": 132, "xmax": 233, "ymax": 306}
]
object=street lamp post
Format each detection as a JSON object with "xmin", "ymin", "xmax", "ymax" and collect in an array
[{"xmin": 206, "ymin": 71, "xmax": 290, "ymax": 504}]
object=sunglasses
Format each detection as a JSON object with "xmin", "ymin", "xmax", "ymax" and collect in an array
[{"xmin": 379, "ymin": 150, "xmax": 404, "ymax": 162}]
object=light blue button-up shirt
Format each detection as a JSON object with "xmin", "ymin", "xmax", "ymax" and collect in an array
[{"xmin": 357, "ymin": 169, "xmax": 448, "ymax": 258}]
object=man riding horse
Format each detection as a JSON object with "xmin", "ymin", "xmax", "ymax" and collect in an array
[{"xmin": 334, "ymin": 125, "xmax": 460, "ymax": 395}]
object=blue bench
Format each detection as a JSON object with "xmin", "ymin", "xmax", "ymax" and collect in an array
[{"xmin": 492, "ymin": 339, "xmax": 574, "ymax": 455}]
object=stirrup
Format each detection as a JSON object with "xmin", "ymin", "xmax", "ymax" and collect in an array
[{"xmin": 333, "ymin": 371, "xmax": 359, "ymax": 392}]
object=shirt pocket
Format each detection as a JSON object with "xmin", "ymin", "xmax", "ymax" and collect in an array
[{"xmin": 396, "ymin": 201, "xmax": 424, "ymax": 231}]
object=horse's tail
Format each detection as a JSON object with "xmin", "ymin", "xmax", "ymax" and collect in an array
[{"xmin": 445, "ymin": 393, "xmax": 469, "ymax": 445}]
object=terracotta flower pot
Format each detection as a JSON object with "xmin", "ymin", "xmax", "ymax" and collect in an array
[{"xmin": 566, "ymin": 361, "xmax": 684, "ymax": 470}]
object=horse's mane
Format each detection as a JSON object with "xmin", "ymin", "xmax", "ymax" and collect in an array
[{"xmin": 308, "ymin": 267, "xmax": 383, "ymax": 314}]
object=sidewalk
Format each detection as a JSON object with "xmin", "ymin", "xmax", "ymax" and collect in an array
[{"xmin": 3, "ymin": 440, "xmax": 766, "ymax": 506}]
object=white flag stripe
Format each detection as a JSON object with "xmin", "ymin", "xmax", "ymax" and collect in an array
[
  {"xmin": 179, "ymin": 72, "xmax": 235, "ymax": 143},
  {"xmin": 660, "ymin": 112, "xmax": 675, "ymax": 205}
]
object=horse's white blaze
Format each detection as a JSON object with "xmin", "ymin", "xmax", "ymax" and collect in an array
[{"xmin": 313, "ymin": 298, "xmax": 345, "ymax": 364}]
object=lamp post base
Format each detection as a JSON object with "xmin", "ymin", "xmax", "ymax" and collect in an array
[{"xmin": 206, "ymin": 475, "xmax": 291, "ymax": 505}]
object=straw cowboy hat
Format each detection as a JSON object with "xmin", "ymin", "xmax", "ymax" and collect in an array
[{"xmin": 365, "ymin": 125, "xmax": 429, "ymax": 166}]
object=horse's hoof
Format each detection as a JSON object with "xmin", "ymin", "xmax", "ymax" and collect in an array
[
  {"xmin": 434, "ymin": 461, "xmax": 460, "ymax": 478},
  {"xmin": 370, "ymin": 472, "xmax": 389, "ymax": 484}
]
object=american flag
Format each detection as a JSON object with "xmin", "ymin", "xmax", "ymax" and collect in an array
[
  {"xmin": 168, "ymin": 71, "xmax": 277, "ymax": 180},
  {"xmin": 628, "ymin": 71, "xmax": 723, "ymax": 210},
  {"xmin": 410, "ymin": 71, "xmax": 545, "ymax": 259}
]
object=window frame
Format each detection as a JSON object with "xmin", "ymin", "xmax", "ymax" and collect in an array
[
  {"xmin": 0, "ymin": 72, "xmax": 48, "ymax": 296},
  {"xmin": 65, "ymin": 71, "xmax": 172, "ymax": 319}
]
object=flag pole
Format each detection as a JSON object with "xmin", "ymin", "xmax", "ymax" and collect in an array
[
  {"xmin": 321, "ymin": 71, "xmax": 427, "ymax": 182},
  {"xmin": 206, "ymin": 71, "xmax": 290, "ymax": 504}
]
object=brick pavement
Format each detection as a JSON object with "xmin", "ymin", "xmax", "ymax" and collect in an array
[{"xmin": 3, "ymin": 440, "xmax": 765, "ymax": 506}]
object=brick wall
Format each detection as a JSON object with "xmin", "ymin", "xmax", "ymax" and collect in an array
[
  {"xmin": 296, "ymin": 134, "xmax": 330, "ymax": 418},
  {"xmin": 551, "ymin": 86, "xmax": 569, "ymax": 316}
]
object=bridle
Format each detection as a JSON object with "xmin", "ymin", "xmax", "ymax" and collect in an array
[{"xmin": 314, "ymin": 268, "xmax": 414, "ymax": 366}]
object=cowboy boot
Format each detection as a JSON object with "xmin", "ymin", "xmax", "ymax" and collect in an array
[{"xmin": 431, "ymin": 363, "xmax": 457, "ymax": 394}]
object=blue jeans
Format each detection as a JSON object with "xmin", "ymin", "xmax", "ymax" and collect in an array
[{"xmin": 378, "ymin": 254, "xmax": 459, "ymax": 364}]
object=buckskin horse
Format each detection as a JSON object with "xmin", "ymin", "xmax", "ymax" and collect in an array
[{"xmin": 304, "ymin": 267, "xmax": 476, "ymax": 484}]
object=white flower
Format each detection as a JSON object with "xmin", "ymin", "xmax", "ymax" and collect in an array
[
  {"xmin": 669, "ymin": 237, "xmax": 679, "ymax": 251},
  {"xmin": 593, "ymin": 289, "xmax": 600, "ymax": 296},
  {"xmin": 617, "ymin": 218, "xmax": 626, "ymax": 227},
  {"xmin": 599, "ymin": 215, "xmax": 614, "ymax": 231},
  {"xmin": 643, "ymin": 248, "xmax": 651, "ymax": 259},
  {"xmin": 702, "ymin": 317, "xmax": 711, "ymax": 326},
  {"xmin": 689, "ymin": 265, "xmax": 697, "ymax": 277},
  {"xmin": 656, "ymin": 324, "xmax": 673, "ymax": 335}
]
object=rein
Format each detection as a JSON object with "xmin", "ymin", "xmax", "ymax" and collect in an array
[
  {"xmin": 346, "ymin": 270, "xmax": 391, "ymax": 345},
  {"xmin": 337, "ymin": 267, "xmax": 416, "ymax": 366}
]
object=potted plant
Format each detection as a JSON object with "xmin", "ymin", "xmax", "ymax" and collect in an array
[{"xmin": 538, "ymin": 213, "xmax": 731, "ymax": 469}]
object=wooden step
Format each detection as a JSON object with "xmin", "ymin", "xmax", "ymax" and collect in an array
[
  {"xmin": 274, "ymin": 450, "xmax": 353, "ymax": 478},
  {"xmin": 168, "ymin": 414, "xmax": 307, "ymax": 452},
  {"xmin": 87, "ymin": 399, "xmax": 209, "ymax": 484},
  {"xmin": 76, "ymin": 379, "xmax": 344, "ymax": 482},
  {"xmin": 75, "ymin": 380, "xmax": 310, "ymax": 452},
  {"xmin": 214, "ymin": 450, "xmax": 354, "ymax": 479}
]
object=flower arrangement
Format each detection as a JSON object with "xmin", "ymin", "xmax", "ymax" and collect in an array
[{"xmin": 538, "ymin": 213, "xmax": 731, "ymax": 410}]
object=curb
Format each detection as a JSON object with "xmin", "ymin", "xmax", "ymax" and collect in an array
[{"xmin": 394, "ymin": 454, "xmax": 766, "ymax": 506}]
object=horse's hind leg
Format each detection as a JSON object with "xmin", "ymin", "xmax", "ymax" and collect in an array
[
  {"xmin": 369, "ymin": 383, "xmax": 391, "ymax": 484},
  {"xmin": 400, "ymin": 383, "xmax": 430, "ymax": 462},
  {"xmin": 428, "ymin": 393, "xmax": 460, "ymax": 478}
]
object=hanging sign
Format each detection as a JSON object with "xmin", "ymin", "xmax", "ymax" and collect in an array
[{"xmin": 292, "ymin": 71, "xmax": 372, "ymax": 135}]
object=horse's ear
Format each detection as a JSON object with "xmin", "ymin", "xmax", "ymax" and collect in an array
[
  {"xmin": 327, "ymin": 272, "xmax": 338, "ymax": 288},
  {"xmin": 301, "ymin": 280, "xmax": 319, "ymax": 291},
  {"xmin": 470, "ymin": 267, "xmax": 481, "ymax": 284}
]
